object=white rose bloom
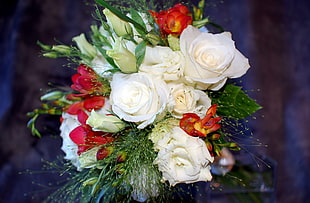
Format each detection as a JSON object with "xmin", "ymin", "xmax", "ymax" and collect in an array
[
  {"xmin": 59, "ymin": 113, "xmax": 81, "ymax": 170},
  {"xmin": 167, "ymin": 83, "xmax": 212, "ymax": 118},
  {"xmin": 154, "ymin": 127, "xmax": 214, "ymax": 186},
  {"xmin": 139, "ymin": 46, "xmax": 184, "ymax": 81},
  {"xmin": 180, "ymin": 25, "xmax": 250, "ymax": 90},
  {"xmin": 110, "ymin": 72, "xmax": 169, "ymax": 129}
]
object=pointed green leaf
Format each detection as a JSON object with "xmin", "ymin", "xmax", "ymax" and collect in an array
[
  {"xmin": 135, "ymin": 41, "xmax": 146, "ymax": 69},
  {"xmin": 210, "ymin": 83, "xmax": 262, "ymax": 119},
  {"xmin": 130, "ymin": 8, "xmax": 147, "ymax": 36}
]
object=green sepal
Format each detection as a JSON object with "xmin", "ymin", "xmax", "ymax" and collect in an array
[
  {"xmin": 135, "ymin": 41, "xmax": 146, "ymax": 69},
  {"xmin": 210, "ymin": 83, "xmax": 262, "ymax": 119}
]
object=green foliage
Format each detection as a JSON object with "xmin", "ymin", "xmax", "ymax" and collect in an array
[{"xmin": 209, "ymin": 83, "xmax": 262, "ymax": 120}]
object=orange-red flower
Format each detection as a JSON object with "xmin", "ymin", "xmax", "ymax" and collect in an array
[
  {"xmin": 180, "ymin": 104, "xmax": 221, "ymax": 137},
  {"xmin": 149, "ymin": 3, "xmax": 193, "ymax": 36}
]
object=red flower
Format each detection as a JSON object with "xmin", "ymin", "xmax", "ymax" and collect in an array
[
  {"xmin": 71, "ymin": 64, "xmax": 105, "ymax": 96},
  {"xmin": 180, "ymin": 104, "xmax": 221, "ymax": 137},
  {"xmin": 69, "ymin": 110, "xmax": 114, "ymax": 157},
  {"xmin": 65, "ymin": 95, "xmax": 105, "ymax": 115},
  {"xmin": 149, "ymin": 3, "xmax": 193, "ymax": 36}
]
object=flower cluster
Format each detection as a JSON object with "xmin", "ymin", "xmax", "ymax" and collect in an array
[{"xmin": 28, "ymin": 0, "xmax": 261, "ymax": 202}]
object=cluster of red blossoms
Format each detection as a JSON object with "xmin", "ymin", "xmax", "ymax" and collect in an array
[
  {"xmin": 149, "ymin": 3, "xmax": 193, "ymax": 36},
  {"xmin": 63, "ymin": 64, "xmax": 114, "ymax": 160},
  {"xmin": 180, "ymin": 104, "xmax": 222, "ymax": 153}
]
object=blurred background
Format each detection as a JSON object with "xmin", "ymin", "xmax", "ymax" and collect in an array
[{"xmin": 0, "ymin": 0, "xmax": 309, "ymax": 202}]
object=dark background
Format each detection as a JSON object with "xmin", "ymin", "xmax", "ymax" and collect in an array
[{"xmin": 0, "ymin": 0, "xmax": 309, "ymax": 202}]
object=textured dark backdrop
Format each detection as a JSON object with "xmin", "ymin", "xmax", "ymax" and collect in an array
[{"xmin": 0, "ymin": 0, "xmax": 309, "ymax": 202}]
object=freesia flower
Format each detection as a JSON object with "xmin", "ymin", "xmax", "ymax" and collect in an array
[
  {"xmin": 150, "ymin": 3, "xmax": 192, "ymax": 36},
  {"xmin": 65, "ymin": 95, "xmax": 105, "ymax": 115},
  {"xmin": 70, "ymin": 64, "xmax": 107, "ymax": 96},
  {"xmin": 180, "ymin": 104, "xmax": 221, "ymax": 137},
  {"xmin": 69, "ymin": 110, "xmax": 115, "ymax": 156}
]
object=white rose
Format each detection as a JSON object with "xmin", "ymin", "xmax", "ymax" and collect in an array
[
  {"xmin": 139, "ymin": 46, "xmax": 184, "ymax": 81},
  {"xmin": 59, "ymin": 113, "xmax": 81, "ymax": 170},
  {"xmin": 154, "ymin": 127, "xmax": 214, "ymax": 186},
  {"xmin": 167, "ymin": 83, "xmax": 211, "ymax": 118},
  {"xmin": 110, "ymin": 72, "xmax": 169, "ymax": 129},
  {"xmin": 180, "ymin": 25, "xmax": 250, "ymax": 90}
]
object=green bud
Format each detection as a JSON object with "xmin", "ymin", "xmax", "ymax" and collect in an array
[
  {"xmin": 106, "ymin": 37, "xmax": 137, "ymax": 73},
  {"xmin": 37, "ymin": 41, "xmax": 52, "ymax": 51},
  {"xmin": 72, "ymin": 33, "xmax": 97, "ymax": 59},
  {"xmin": 51, "ymin": 45, "xmax": 72, "ymax": 54},
  {"xmin": 103, "ymin": 8, "xmax": 132, "ymax": 37},
  {"xmin": 40, "ymin": 91, "xmax": 64, "ymax": 101},
  {"xmin": 43, "ymin": 52, "xmax": 59, "ymax": 58},
  {"xmin": 86, "ymin": 110, "xmax": 125, "ymax": 133}
]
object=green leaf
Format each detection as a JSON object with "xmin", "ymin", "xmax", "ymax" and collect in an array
[
  {"xmin": 129, "ymin": 8, "xmax": 147, "ymax": 36},
  {"xmin": 95, "ymin": 0, "xmax": 147, "ymax": 34},
  {"xmin": 210, "ymin": 84, "xmax": 262, "ymax": 119},
  {"xmin": 135, "ymin": 41, "xmax": 146, "ymax": 69}
]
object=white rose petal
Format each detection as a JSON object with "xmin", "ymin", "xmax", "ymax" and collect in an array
[
  {"xmin": 139, "ymin": 46, "xmax": 184, "ymax": 81},
  {"xmin": 180, "ymin": 25, "xmax": 250, "ymax": 90},
  {"xmin": 59, "ymin": 113, "xmax": 81, "ymax": 170},
  {"xmin": 110, "ymin": 72, "xmax": 169, "ymax": 129},
  {"xmin": 167, "ymin": 83, "xmax": 211, "ymax": 118},
  {"xmin": 154, "ymin": 127, "xmax": 214, "ymax": 186}
]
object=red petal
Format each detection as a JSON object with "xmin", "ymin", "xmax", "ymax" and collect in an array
[
  {"xmin": 71, "ymin": 73, "xmax": 81, "ymax": 84},
  {"xmin": 77, "ymin": 64, "xmax": 96, "ymax": 76},
  {"xmin": 69, "ymin": 126, "xmax": 87, "ymax": 145},
  {"xmin": 84, "ymin": 96, "xmax": 105, "ymax": 111},
  {"xmin": 97, "ymin": 148, "xmax": 110, "ymax": 160},
  {"xmin": 66, "ymin": 101, "xmax": 84, "ymax": 115},
  {"xmin": 77, "ymin": 110, "xmax": 89, "ymax": 125},
  {"xmin": 206, "ymin": 104, "xmax": 218, "ymax": 116}
]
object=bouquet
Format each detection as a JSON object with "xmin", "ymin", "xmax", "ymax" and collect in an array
[{"xmin": 27, "ymin": 0, "xmax": 262, "ymax": 202}]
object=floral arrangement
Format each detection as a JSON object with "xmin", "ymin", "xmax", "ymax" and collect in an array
[{"xmin": 27, "ymin": 0, "xmax": 262, "ymax": 202}]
